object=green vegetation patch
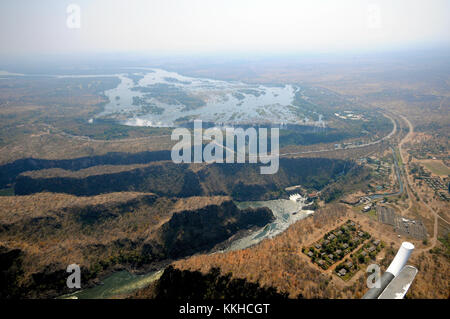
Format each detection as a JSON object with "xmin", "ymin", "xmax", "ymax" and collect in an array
[
  {"xmin": 132, "ymin": 96, "xmax": 165, "ymax": 115},
  {"xmin": 335, "ymin": 239, "xmax": 384, "ymax": 281},
  {"xmin": 421, "ymin": 160, "xmax": 450, "ymax": 176},
  {"xmin": 131, "ymin": 83, "xmax": 205, "ymax": 112},
  {"xmin": 302, "ymin": 220, "xmax": 374, "ymax": 272}
]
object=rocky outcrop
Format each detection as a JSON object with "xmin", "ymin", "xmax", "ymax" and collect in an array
[{"xmin": 158, "ymin": 200, "xmax": 274, "ymax": 258}]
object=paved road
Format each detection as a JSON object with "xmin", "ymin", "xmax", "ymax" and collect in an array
[
  {"xmin": 369, "ymin": 145, "xmax": 404, "ymax": 200},
  {"xmin": 277, "ymin": 112, "xmax": 397, "ymax": 157},
  {"xmin": 211, "ymin": 112, "xmax": 398, "ymax": 159},
  {"xmin": 44, "ymin": 112, "xmax": 397, "ymax": 155}
]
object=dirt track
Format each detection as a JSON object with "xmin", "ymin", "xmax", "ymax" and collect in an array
[{"xmin": 396, "ymin": 114, "xmax": 448, "ymax": 252}]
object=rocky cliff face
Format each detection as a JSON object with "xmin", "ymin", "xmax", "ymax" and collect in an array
[
  {"xmin": 0, "ymin": 194, "xmax": 274, "ymax": 298},
  {"xmin": 14, "ymin": 162, "xmax": 202, "ymax": 197},
  {"xmin": 158, "ymin": 200, "xmax": 274, "ymax": 258},
  {"xmin": 0, "ymin": 150, "xmax": 172, "ymax": 188},
  {"xmin": 13, "ymin": 157, "xmax": 353, "ymax": 200}
]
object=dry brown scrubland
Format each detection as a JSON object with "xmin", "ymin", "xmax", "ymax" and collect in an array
[
  {"xmin": 408, "ymin": 251, "xmax": 449, "ymax": 298},
  {"xmin": 174, "ymin": 204, "xmax": 449, "ymax": 299},
  {"xmin": 0, "ymin": 130, "xmax": 175, "ymax": 165},
  {"xmin": 0, "ymin": 192, "xmax": 229, "ymax": 283}
]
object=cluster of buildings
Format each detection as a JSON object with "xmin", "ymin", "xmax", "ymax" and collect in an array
[
  {"xmin": 423, "ymin": 176, "xmax": 449, "ymax": 201},
  {"xmin": 304, "ymin": 220, "xmax": 371, "ymax": 271},
  {"xmin": 410, "ymin": 161, "xmax": 449, "ymax": 201},
  {"xmin": 361, "ymin": 200, "xmax": 374, "ymax": 213},
  {"xmin": 334, "ymin": 111, "xmax": 364, "ymax": 121},
  {"xmin": 336, "ymin": 239, "xmax": 382, "ymax": 278},
  {"xmin": 341, "ymin": 195, "xmax": 377, "ymax": 213}
]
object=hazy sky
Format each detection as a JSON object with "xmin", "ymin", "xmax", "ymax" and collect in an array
[{"xmin": 1, "ymin": 0, "xmax": 449, "ymax": 56}]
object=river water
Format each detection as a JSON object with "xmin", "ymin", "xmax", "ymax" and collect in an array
[
  {"xmin": 97, "ymin": 68, "xmax": 306, "ymax": 127},
  {"xmin": 59, "ymin": 270, "xmax": 163, "ymax": 299},
  {"xmin": 226, "ymin": 197, "xmax": 313, "ymax": 251}
]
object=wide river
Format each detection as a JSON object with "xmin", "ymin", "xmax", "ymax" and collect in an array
[{"xmin": 96, "ymin": 68, "xmax": 317, "ymax": 127}]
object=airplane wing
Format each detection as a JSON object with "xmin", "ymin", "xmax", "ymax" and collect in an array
[
  {"xmin": 363, "ymin": 242, "xmax": 417, "ymax": 299},
  {"xmin": 378, "ymin": 265, "xmax": 418, "ymax": 299}
]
